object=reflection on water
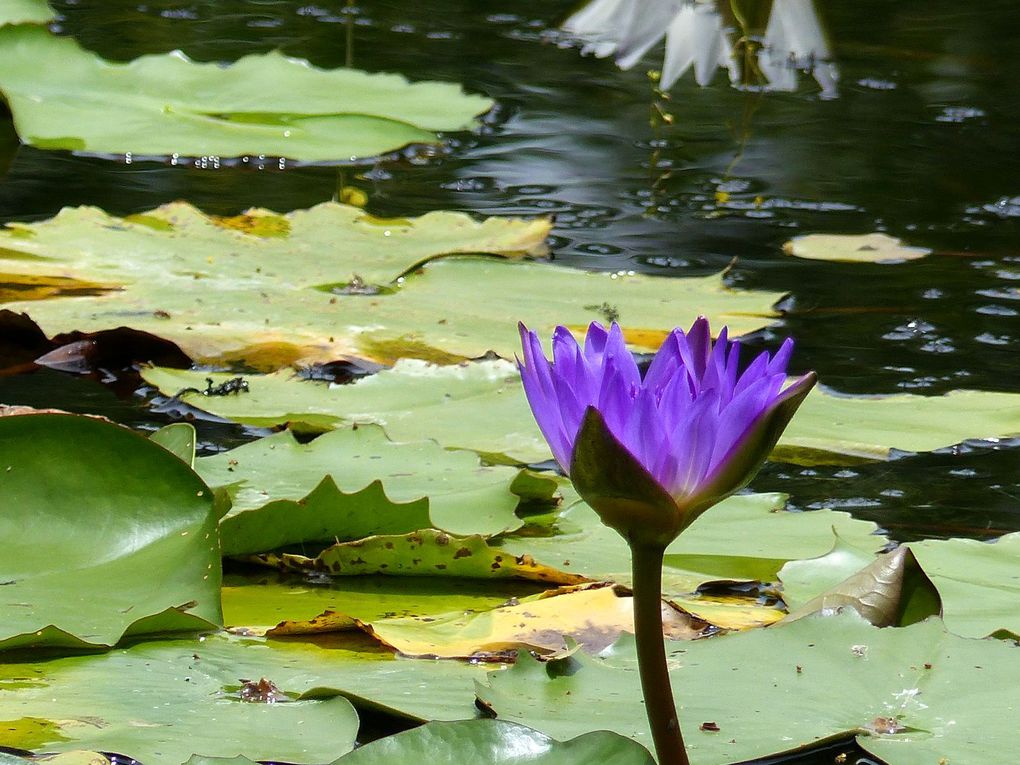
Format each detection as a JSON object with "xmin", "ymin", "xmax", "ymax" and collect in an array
[{"xmin": 563, "ymin": 0, "xmax": 838, "ymax": 96}]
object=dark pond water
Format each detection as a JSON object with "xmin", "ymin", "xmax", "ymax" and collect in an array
[{"xmin": 2, "ymin": 0, "xmax": 1020, "ymax": 543}]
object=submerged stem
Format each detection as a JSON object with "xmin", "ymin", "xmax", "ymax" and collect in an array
[{"xmin": 630, "ymin": 542, "xmax": 690, "ymax": 765}]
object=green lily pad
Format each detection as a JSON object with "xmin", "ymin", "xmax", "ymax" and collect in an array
[
  {"xmin": 497, "ymin": 489, "xmax": 887, "ymax": 596},
  {"xmin": 476, "ymin": 611, "xmax": 1020, "ymax": 764},
  {"xmin": 776, "ymin": 386, "xmax": 1020, "ymax": 462},
  {"xmin": 150, "ymin": 422, "xmax": 197, "ymax": 467},
  {"xmin": 196, "ymin": 426, "xmax": 532, "ymax": 553},
  {"xmin": 783, "ymin": 533, "xmax": 1020, "ymax": 639},
  {"xmin": 0, "ymin": 634, "xmax": 361, "ymax": 763},
  {"xmin": 784, "ymin": 546, "xmax": 941, "ymax": 628},
  {"xmin": 220, "ymin": 572, "xmax": 546, "ymax": 633},
  {"xmin": 0, "ymin": 202, "xmax": 781, "ymax": 367},
  {"xmin": 0, "ymin": 0, "xmax": 53, "ymax": 26},
  {"xmin": 184, "ymin": 721, "xmax": 654, "ymax": 765},
  {"xmin": 142, "ymin": 359, "xmax": 550, "ymax": 463},
  {"xmin": 334, "ymin": 720, "xmax": 654, "ymax": 764},
  {"xmin": 908, "ymin": 533, "xmax": 1020, "ymax": 639},
  {"xmin": 142, "ymin": 366, "xmax": 1020, "ymax": 467},
  {"xmin": 0, "ymin": 25, "xmax": 492, "ymax": 161},
  {"xmin": 783, "ymin": 233, "xmax": 931, "ymax": 263},
  {"xmin": 0, "ymin": 414, "xmax": 221, "ymax": 651},
  {"xmin": 0, "ymin": 631, "xmax": 495, "ymax": 761}
]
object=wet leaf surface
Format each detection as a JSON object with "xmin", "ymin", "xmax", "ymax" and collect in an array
[
  {"xmin": 0, "ymin": 25, "xmax": 492, "ymax": 161},
  {"xmin": 0, "ymin": 414, "xmax": 221, "ymax": 650}
]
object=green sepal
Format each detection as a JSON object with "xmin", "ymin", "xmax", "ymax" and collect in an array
[{"xmin": 569, "ymin": 407, "xmax": 682, "ymax": 548}]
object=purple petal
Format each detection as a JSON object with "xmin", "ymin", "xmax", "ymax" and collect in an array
[{"xmin": 603, "ymin": 323, "xmax": 642, "ymax": 391}]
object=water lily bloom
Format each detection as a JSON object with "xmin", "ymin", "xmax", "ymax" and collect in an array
[{"xmin": 518, "ymin": 318, "xmax": 815, "ymax": 547}]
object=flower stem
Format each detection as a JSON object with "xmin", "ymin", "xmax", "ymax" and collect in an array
[{"xmin": 630, "ymin": 542, "xmax": 690, "ymax": 765}]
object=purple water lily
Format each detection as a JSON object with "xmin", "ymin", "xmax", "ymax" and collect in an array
[{"xmin": 518, "ymin": 318, "xmax": 816, "ymax": 545}]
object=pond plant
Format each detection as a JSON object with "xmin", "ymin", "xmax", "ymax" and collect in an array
[
  {"xmin": 2, "ymin": 1, "xmax": 1020, "ymax": 764},
  {"xmin": 518, "ymin": 319, "xmax": 815, "ymax": 764}
]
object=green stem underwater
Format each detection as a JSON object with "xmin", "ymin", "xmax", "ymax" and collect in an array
[{"xmin": 630, "ymin": 542, "xmax": 690, "ymax": 765}]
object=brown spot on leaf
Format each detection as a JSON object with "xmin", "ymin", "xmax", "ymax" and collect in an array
[{"xmin": 453, "ymin": 546, "xmax": 472, "ymax": 559}]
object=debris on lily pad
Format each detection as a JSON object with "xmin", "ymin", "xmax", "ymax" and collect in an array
[
  {"xmin": 782, "ymin": 232, "xmax": 931, "ymax": 263},
  {"xmin": 0, "ymin": 201, "xmax": 781, "ymax": 367}
]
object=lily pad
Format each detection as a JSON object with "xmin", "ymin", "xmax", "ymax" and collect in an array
[
  {"xmin": 782, "ymin": 532, "xmax": 1020, "ymax": 639},
  {"xmin": 150, "ymin": 422, "xmax": 197, "ymax": 467},
  {"xmin": 0, "ymin": 634, "xmax": 360, "ymax": 763},
  {"xmin": 253, "ymin": 528, "xmax": 589, "ymax": 586},
  {"xmin": 332, "ymin": 720, "xmax": 654, "ymax": 765},
  {"xmin": 221, "ymin": 572, "xmax": 546, "ymax": 635},
  {"xmin": 0, "ymin": 0, "xmax": 53, "ymax": 26},
  {"xmin": 476, "ymin": 611, "xmax": 1020, "ymax": 764},
  {"xmin": 497, "ymin": 490, "xmax": 887, "ymax": 596},
  {"xmin": 142, "ymin": 367, "xmax": 1020, "ymax": 466},
  {"xmin": 783, "ymin": 233, "xmax": 931, "ymax": 263},
  {"xmin": 0, "ymin": 203, "xmax": 782, "ymax": 367},
  {"xmin": 0, "ymin": 414, "xmax": 221, "ymax": 651},
  {"xmin": 143, "ymin": 359, "xmax": 550, "ymax": 463},
  {"xmin": 185, "ymin": 721, "xmax": 654, "ymax": 765},
  {"xmin": 908, "ymin": 533, "xmax": 1020, "ymax": 639},
  {"xmin": 196, "ymin": 426, "xmax": 533, "ymax": 553},
  {"xmin": 776, "ymin": 385, "xmax": 1020, "ymax": 462},
  {"xmin": 354, "ymin": 583, "xmax": 780, "ymax": 659},
  {"xmin": 783, "ymin": 546, "xmax": 941, "ymax": 628},
  {"xmin": 0, "ymin": 25, "xmax": 492, "ymax": 161}
]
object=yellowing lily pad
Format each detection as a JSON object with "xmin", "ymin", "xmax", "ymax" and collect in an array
[
  {"xmin": 0, "ymin": 202, "xmax": 782, "ymax": 367},
  {"xmin": 253, "ymin": 528, "xmax": 589, "ymax": 586},
  {"xmin": 357, "ymin": 584, "xmax": 697, "ymax": 659},
  {"xmin": 0, "ymin": 25, "xmax": 492, "ymax": 161},
  {"xmin": 782, "ymin": 232, "xmax": 931, "ymax": 263}
]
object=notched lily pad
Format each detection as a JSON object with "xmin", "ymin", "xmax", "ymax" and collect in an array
[
  {"xmin": 0, "ymin": 414, "xmax": 221, "ymax": 651},
  {"xmin": 196, "ymin": 426, "xmax": 530, "ymax": 551}
]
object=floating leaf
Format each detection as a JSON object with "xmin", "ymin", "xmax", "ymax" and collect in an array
[
  {"xmin": 143, "ymin": 367, "xmax": 1020, "ymax": 466},
  {"xmin": 254, "ymin": 528, "xmax": 588, "ymax": 586},
  {"xmin": 0, "ymin": 0, "xmax": 53, "ymax": 26},
  {"xmin": 783, "ymin": 232, "xmax": 931, "ymax": 263},
  {"xmin": 776, "ymin": 385, "xmax": 1020, "ymax": 462},
  {"xmin": 784, "ymin": 546, "xmax": 941, "ymax": 627},
  {"xmin": 0, "ymin": 203, "xmax": 781, "ymax": 367},
  {"xmin": 221, "ymin": 572, "xmax": 542, "ymax": 635},
  {"xmin": 0, "ymin": 635, "xmax": 360, "ymax": 763},
  {"xmin": 909, "ymin": 533, "xmax": 1020, "ymax": 639},
  {"xmin": 497, "ymin": 490, "xmax": 887, "ymax": 597},
  {"xmin": 0, "ymin": 25, "xmax": 492, "ymax": 161},
  {"xmin": 0, "ymin": 632, "xmax": 490, "ymax": 761},
  {"xmin": 196, "ymin": 426, "xmax": 530, "ymax": 553},
  {"xmin": 150, "ymin": 422, "xmax": 197, "ymax": 467},
  {"xmin": 778, "ymin": 532, "xmax": 879, "ymax": 608},
  {"xmin": 332, "ymin": 720, "xmax": 655, "ymax": 765},
  {"xmin": 143, "ymin": 359, "xmax": 551, "ymax": 463},
  {"xmin": 0, "ymin": 414, "xmax": 221, "ymax": 651},
  {"xmin": 357, "ymin": 584, "xmax": 701, "ymax": 659},
  {"xmin": 476, "ymin": 611, "xmax": 1020, "ymax": 764},
  {"xmin": 183, "ymin": 722, "xmax": 655, "ymax": 765}
]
